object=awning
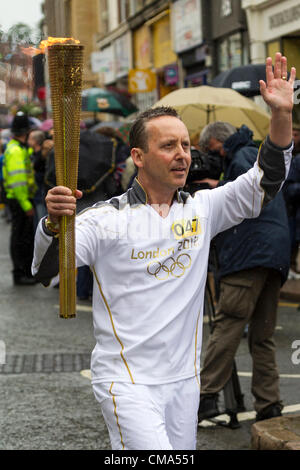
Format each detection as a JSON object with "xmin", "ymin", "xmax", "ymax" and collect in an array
[{"xmin": 211, "ymin": 64, "xmax": 266, "ymax": 97}]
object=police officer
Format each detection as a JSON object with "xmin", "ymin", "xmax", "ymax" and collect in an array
[{"xmin": 3, "ymin": 112, "xmax": 37, "ymax": 285}]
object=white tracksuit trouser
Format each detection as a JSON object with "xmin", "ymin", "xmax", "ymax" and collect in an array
[{"xmin": 93, "ymin": 376, "xmax": 200, "ymax": 450}]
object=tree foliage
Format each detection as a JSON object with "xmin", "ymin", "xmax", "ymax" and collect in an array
[
  {"xmin": 0, "ymin": 22, "xmax": 42, "ymax": 46},
  {"xmin": 7, "ymin": 23, "xmax": 34, "ymax": 45}
]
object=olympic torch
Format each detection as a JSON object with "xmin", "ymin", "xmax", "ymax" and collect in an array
[{"xmin": 42, "ymin": 38, "xmax": 84, "ymax": 318}]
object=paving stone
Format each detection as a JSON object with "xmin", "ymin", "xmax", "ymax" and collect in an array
[
  {"xmin": 0, "ymin": 353, "xmax": 91, "ymax": 374},
  {"xmin": 252, "ymin": 414, "xmax": 300, "ymax": 450}
]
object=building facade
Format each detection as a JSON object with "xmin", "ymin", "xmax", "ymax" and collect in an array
[
  {"xmin": 243, "ymin": 0, "xmax": 300, "ymax": 74},
  {"xmin": 44, "ymin": 0, "xmax": 100, "ymax": 88},
  {"xmin": 41, "ymin": 0, "xmax": 300, "ymax": 116}
]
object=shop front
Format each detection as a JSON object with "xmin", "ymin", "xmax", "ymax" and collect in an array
[
  {"xmin": 243, "ymin": 0, "xmax": 300, "ymax": 73},
  {"xmin": 132, "ymin": 23, "xmax": 158, "ymax": 110},
  {"xmin": 171, "ymin": 0, "xmax": 208, "ymax": 87},
  {"xmin": 152, "ymin": 11, "xmax": 178, "ymax": 98},
  {"xmin": 243, "ymin": 0, "xmax": 300, "ymax": 120},
  {"xmin": 211, "ymin": 0, "xmax": 249, "ymax": 76},
  {"xmin": 131, "ymin": 9, "xmax": 179, "ymax": 111}
]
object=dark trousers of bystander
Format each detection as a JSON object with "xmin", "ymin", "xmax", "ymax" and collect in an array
[{"xmin": 7, "ymin": 199, "xmax": 35, "ymax": 281}]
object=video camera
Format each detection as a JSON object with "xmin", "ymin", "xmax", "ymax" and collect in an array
[{"xmin": 185, "ymin": 148, "xmax": 223, "ymax": 194}]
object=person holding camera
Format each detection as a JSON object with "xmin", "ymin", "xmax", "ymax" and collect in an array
[
  {"xmin": 197, "ymin": 121, "xmax": 291, "ymax": 422},
  {"xmin": 32, "ymin": 54, "xmax": 294, "ymax": 448}
]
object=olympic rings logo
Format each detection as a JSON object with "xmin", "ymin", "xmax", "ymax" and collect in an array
[{"xmin": 147, "ymin": 254, "xmax": 192, "ymax": 280}]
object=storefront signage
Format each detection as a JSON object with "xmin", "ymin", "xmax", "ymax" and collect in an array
[
  {"xmin": 269, "ymin": 5, "xmax": 300, "ymax": 29},
  {"xmin": 115, "ymin": 33, "xmax": 131, "ymax": 79},
  {"xmin": 128, "ymin": 69, "xmax": 156, "ymax": 93},
  {"xmin": 172, "ymin": 0, "xmax": 202, "ymax": 54},
  {"xmin": 221, "ymin": 0, "xmax": 232, "ymax": 17},
  {"xmin": 153, "ymin": 14, "xmax": 177, "ymax": 69},
  {"xmin": 133, "ymin": 25, "xmax": 152, "ymax": 70},
  {"xmin": 91, "ymin": 45, "xmax": 115, "ymax": 84},
  {"xmin": 164, "ymin": 65, "xmax": 179, "ymax": 86}
]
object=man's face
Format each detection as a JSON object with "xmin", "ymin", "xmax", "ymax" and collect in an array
[
  {"xmin": 27, "ymin": 133, "xmax": 35, "ymax": 149},
  {"xmin": 41, "ymin": 139, "xmax": 54, "ymax": 158},
  {"xmin": 292, "ymin": 129, "xmax": 300, "ymax": 153},
  {"xmin": 134, "ymin": 116, "xmax": 191, "ymax": 192},
  {"xmin": 207, "ymin": 137, "xmax": 226, "ymax": 157}
]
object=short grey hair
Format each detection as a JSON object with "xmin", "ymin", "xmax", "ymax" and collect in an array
[
  {"xmin": 29, "ymin": 130, "xmax": 45, "ymax": 146},
  {"xmin": 199, "ymin": 121, "xmax": 236, "ymax": 151}
]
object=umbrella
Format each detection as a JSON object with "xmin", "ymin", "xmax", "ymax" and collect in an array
[
  {"xmin": 153, "ymin": 86, "xmax": 270, "ymax": 141},
  {"xmin": 211, "ymin": 64, "xmax": 266, "ymax": 97},
  {"xmin": 82, "ymin": 88, "xmax": 138, "ymax": 118},
  {"xmin": 28, "ymin": 116, "xmax": 42, "ymax": 128},
  {"xmin": 90, "ymin": 121, "xmax": 132, "ymax": 146},
  {"xmin": 90, "ymin": 121, "xmax": 124, "ymax": 132},
  {"xmin": 39, "ymin": 119, "xmax": 53, "ymax": 132}
]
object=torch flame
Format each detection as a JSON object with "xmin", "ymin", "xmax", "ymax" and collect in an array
[
  {"xmin": 39, "ymin": 37, "xmax": 80, "ymax": 53},
  {"xmin": 20, "ymin": 46, "xmax": 41, "ymax": 57}
]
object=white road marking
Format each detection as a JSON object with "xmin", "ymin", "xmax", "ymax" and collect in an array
[
  {"xmin": 80, "ymin": 369, "xmax": 92, "ymax": 380},
  {"xmin": 55, "ymin": 304, "xmax": 92, "ymax": 312},
  {"xmin": 238, "ymin": 371, "xmax": 300, "ymax": 379}
]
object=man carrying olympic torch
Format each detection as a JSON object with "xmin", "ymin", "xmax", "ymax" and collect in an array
[{"xmin": 32, "ymin": 53, "xmax": 295, "ymax": 450}]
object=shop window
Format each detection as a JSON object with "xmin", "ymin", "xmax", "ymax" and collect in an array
[
  {"xmin": 283, "ymin": 37, "xmax": 300, "ymax": 80},
  {"xmin": 218, "ymin": 32, "xmax": 247, "ymax": 73},
  {"xmin": 99, "ymin": 0, "xmax": 109, "ymax": 35},
  {"xmin": 118, "ymin": 0, "xmax": 130, "ymax": 23},
  {"xmin": 267, "ymin": 40, "xmax": 281, "ymax": 61},
  {"xmin": 130, "ymin": 0, "xmax": 145, "ymax": 15}
]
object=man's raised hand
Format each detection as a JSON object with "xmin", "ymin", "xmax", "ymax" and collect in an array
[{"xmin": 260, "ymin": 52, "xmax": 296, "ymax": 113}]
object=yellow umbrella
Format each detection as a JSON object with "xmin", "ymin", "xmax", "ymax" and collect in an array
[{"xmin": 153, "ymin": 86, "xmax": 270, "ymax": 141}]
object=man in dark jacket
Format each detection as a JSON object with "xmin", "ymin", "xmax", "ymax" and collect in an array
[
  {"xmin": 282, "ymin": 123, "xmax": 300, "ymax": 276},
  {"xmin": 197, "ymin": 122, "xmax": 290, "ymax": 422}
]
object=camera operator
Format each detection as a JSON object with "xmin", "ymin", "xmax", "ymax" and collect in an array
[
  {"xmin": 197, "ymin": 122, "xmax": 291, "ymax": 423},
  {"xmin": 184, "ymin": 145, "xmax": 223, "ymax": 195}
]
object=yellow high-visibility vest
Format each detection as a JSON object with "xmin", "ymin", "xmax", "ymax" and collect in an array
[{"xmin": 3, "ymin": 139, "xmax": 37, "ymax": 212}]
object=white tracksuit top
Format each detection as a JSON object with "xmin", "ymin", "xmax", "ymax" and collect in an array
[{"xmin": 32, "ymin": 137, "xmax": 292, "ymax": 385}]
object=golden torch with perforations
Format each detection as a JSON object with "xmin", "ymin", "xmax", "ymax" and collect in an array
[{"xmin": 42, "ymin": 38, "xmax": 84, "ymax": 318}]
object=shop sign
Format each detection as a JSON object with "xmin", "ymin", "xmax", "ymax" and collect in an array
[
  {"xmin": 128, "ymin": 69, "xmax": 156, "ymax": 93},
  {"xmin": 153, "ymin": 14, "xmax": 177, "ymax": 69},
  {"xmin": 115, "ymin": 33, "xmax": 131, "ymax": 79},
  {"xmin": 133, "ymin": 25, "xmax": 152, "ymax": 70},
  {"xmin": 91, "ymin": 45, "xmax": 115, "ymax": 84},
  {"xmin": 172, "ymin": 0, "xmax": 202, "ymax": 53},
  {"xmin": 269, "ymin": 4, "xmax": 300, "ymax": 29},
  {"xmin": 164, "ymin": 65, "xmax": 178, "ymax": 86},
  {"xmin": 221, "ymin": 0, "xmax": 232, "ymax": 17}
]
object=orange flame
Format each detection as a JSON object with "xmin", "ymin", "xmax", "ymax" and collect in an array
[
  {"xmin": 20, "ymin": 46, "xmax": 41, "ymax": 57},
  {"xmin": 39, "ymin": 37, "xmax": 80, "ymax": 53}
]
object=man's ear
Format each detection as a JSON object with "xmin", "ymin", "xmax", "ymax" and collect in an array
[{"xmin": 131, "ymin": 147, "xmax": 144, "ymax": 169}]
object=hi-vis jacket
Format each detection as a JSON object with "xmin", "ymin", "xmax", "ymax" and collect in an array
[
  {"xmin": 32, "ymin": 136, "xmax": 292, "ymax": 386},
  {"xmin": 3, "ymin": 139, "xmax": 36, "ymax": 212}
]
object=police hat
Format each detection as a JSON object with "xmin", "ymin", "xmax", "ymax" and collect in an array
[{"xmin": 11, "ymin": 111, "xmax": 30, "ymax": 135}]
